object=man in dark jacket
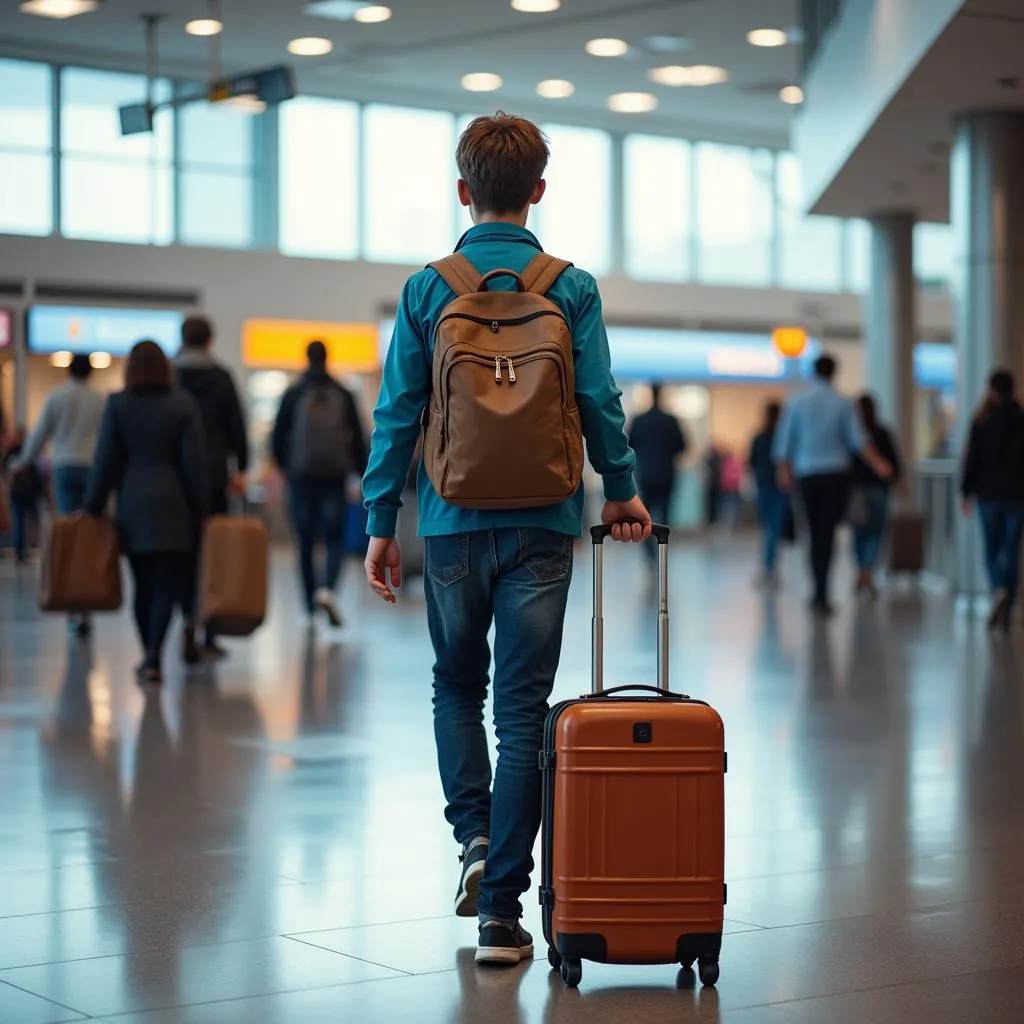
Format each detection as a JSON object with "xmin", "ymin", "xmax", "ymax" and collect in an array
[
  {"xmin": 628, "ymin": 383, "xmax": 687, "ymax": 559},
  {"xmin": 174, "ymin": 314, "xmax": 249, "ymax": 661},
  {"xmin": 961, "ymin": 369, "xmax": 1024, "ymax": 630},
  {"xmin": 272, "ymin": 340, "xmax": 368, "ymax": 628}
]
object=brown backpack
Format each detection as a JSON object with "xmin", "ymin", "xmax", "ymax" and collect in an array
[{"xmin": 422, "ymin": 252, "xmax": 584, "ymax": 510}]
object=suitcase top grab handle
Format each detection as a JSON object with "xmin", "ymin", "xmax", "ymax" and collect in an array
[
  {"xmin": 590, "ymin": 522, "xmax": 670, "ymax": 694},
  {"xmin": 581, "ymin": 683, "xmax": 688, "ymax": 701},
  {"xmin": 591, "ymin": 522, "xmax": 670, "ymax": 544}
]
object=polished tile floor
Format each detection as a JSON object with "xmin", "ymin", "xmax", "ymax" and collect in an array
[{"xmin": 1, "ymin": 536, "xmax": 1023, "ymax": 1023}]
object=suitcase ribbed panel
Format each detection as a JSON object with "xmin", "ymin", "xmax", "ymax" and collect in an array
[{"xmin": 546, "ymin": 699, "xmax": 724, "ymax": 964}]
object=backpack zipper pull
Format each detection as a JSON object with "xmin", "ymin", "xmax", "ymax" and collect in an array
[
  {"xmin": 506, "ymin": 357, "xmax": 516, "ymax": 383},
  {"xmin": 494, "ymin": 356, "xmax": 503, "ymax": 383},
  {"xmin": 490, "ymin": 320, "xmax": 499, "ymax": 333}
]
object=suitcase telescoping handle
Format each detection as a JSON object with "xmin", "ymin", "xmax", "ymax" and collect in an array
[{"xmin": 589, "ymin": 522, "xmax": 670, "ymax": 694}]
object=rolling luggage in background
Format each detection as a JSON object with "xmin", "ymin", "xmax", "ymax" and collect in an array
[
  {"xmin": 540, "ymin": 524, "xmax": 726, "ymax": 990},
  {"xmin": 38, "ymin": 515, "xmax": 122, "ymax": 613},
  {"xmin": 199, "ymin": 514, "xmax": 269, "ymax": 636},
  {"xmin": 888, "ymin": 511, "xmax": 925, "ymax": 574}
]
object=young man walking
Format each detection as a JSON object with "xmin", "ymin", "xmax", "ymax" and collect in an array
[{"xmin": 361, "ymin": 113, "xmax": 650, "ymax": 965}]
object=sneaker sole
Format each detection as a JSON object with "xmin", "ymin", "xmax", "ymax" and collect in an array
[
  {"xmin": 454, "ymin": 858, "xmax": 485, "ymax": 918},
  {"xmin": 475, "ymin": 942, "xmax": 534, "ymax": 965}
]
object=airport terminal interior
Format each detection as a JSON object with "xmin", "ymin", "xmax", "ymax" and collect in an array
[{"xmin": 2, "ymin": 0, "xmax": 1024, "ymax": 1021}]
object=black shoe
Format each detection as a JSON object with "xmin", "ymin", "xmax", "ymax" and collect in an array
[
  {"xmin": 455, "ymin": 838, "xmax": 488, "ymax": 918},
  {"xmin": 475, "ymin": 920, "xmax": 534, "ymax": 965},
  {"xmin": 74, "ymin": 617, "xmax": 92, "ymax": 639},
  {"xmin": 182, "ymin": 623, "xmax": 201, "ymax": 665},
  {"xmin": 201, "ymin": 640, "xmax": 229, "ymax": 661},
  {"xmin": 810, "ymin": 599, "xmax": 835, "ymax": 618},
  {"xmin": 135, "ymin": 661, "xmax": 163, "ymax": 686}
]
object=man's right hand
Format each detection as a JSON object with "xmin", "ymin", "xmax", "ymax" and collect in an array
[
  {"xmin": 365, "ymin": 537, "xmax": 402, "ymax": 603},
  {"xmin": 601, "ymin": 496, "xmax": 653, "ymax": 543}
]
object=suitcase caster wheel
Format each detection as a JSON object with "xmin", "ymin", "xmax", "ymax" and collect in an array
[
  {"xmin": 560, "ymin": 959, "xmax": 582, "ymax": 988},
  {"xmin": 547, "ymin": 947, "xmax": 562, "ymax": 971},
  {"xmin": 698, "ymin": 959, "xmax": 719, "ymax": 987},
  {"xmin": 677, "ymin": 966, "xmax": 696, "ymax": 989}
]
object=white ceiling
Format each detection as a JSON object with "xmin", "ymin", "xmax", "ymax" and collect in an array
[
  {"xmin": 0, "ymin": 0, "xmax": 802, "ymax": 148},
  {"xmin": 810, "ymin": 0, "xmax": 1024, "ymax": 221}
]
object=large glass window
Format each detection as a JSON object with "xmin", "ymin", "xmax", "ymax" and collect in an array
[
  {"xmin": 915, "ymin": 222, "xmax": 954, "ymax": 288},
  {"xmin": 0, "ymin": 59, "xmax": 53, "ymax": 236},
  {"xmin": 534, "ymin": 124, "xmax": 611, "ymax": 276},
  {"xmin": 776, "ymin": 152, "xmax": 843, "ymax": 291},
  {"xmin": 694, "ymin": 143, "xmax": 773, "ymax": 286},
  {"xmin": 60, "ymin": 68, "xmax": 172, "ymax": 245},
  {"xmin": 279, "ymin": 98, "xmax": 359, "ymax": 259},
  {"xmin": 624, "ymin": 135, "xmax": 691, "ymax": 282},
  {"xmin": 363, "ymin": 105, "xmax": 455, "ymax": 263},
  {"xmin": 178, "ymin": 99, "xmax": 255, "ymax": 248}
]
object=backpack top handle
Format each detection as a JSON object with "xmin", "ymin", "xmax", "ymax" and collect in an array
[{"xmin": 477, "ymin": 269, "xmax": 527, "ymax": 292}]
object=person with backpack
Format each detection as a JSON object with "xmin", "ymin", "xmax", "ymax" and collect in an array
[
  {"xmin": 272, "ymin": 340, "xmax": 368, "ymax": 628},
  {"xmin": 361, "ymin": 112, "xmax": 650, "ymax": 966},
  {"xmin": 173, "ymin": 314, "xmax": 250, "ymax": 663}
]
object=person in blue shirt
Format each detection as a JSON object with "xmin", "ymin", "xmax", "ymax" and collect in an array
[
  {"xmin": 361, "ymin": 112, "xmax": 650, "ymax": 966},
  {"xmin": 773, "ymin": 354, "xmax": 892, "ymax": 615}
]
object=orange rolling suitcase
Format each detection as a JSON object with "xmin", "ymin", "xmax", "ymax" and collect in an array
[{"xmin": 540, "ymin": 524, "xmax": 726, "ymax": 989}]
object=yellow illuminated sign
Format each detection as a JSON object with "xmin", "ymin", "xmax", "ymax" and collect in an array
[
  {"xmin": 772, "ymin": 326, "xmax": 808, "ymax": 359},
  {"xmin": 242, "ymin": 319, "xmax": 379, "ymax": 373}
]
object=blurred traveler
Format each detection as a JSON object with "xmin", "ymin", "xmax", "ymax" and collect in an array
[
  {"xmin": 628, "ymin": 382, "xmax": 687, "ymax": 559},
  {"xmin": 17, "ymin": 354, "xmax": 104, "ymax": 516},
  {"xmin": 15, "ymin": 353, "xmax": 105, "ymax": 634},
  {"xmin": 271, "ymin": 340, "xmax": 368, "ymax": 628},
  {"xmin": 85, "ymin": 341, "xmax": 207, "ymax": 685},
  {"xmin": 749, "ymin": 401, "xmax": 787, "ymax": 587},
  {"xmin": 174, "ymin": 314, "xmax": 250, "ymax": 663},
  {"xmin": 704, "ymin": 445, "xmax": 724, "ymax": 527},
  {"xmin": 361, "ymin": 112, "xmax": 649, "ymax": 966},
  {"xmin": 719, "ymin": 448, "xmax": 745, "ymax": 530},
  {"xmin": 773, "ymin": 354, "xmax": 892, "ymax": 616},
  {"xmin": 961, "ymin": 369, "xmax": 1024, "ymax": 630},
  {"xmin": 3, "ymin": 426, "xmax": 44, "ymax": 565},
  {"xmin": 850, "ymin": 394, "xmax": 902, "ymax": 598}
]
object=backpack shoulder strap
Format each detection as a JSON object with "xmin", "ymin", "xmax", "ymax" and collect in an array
[
  {"xmin": 426, "ymin": 254, "xmax": 482, "ymax": 296},
  {"xmin": 521, "ymin": 252, "xmax": 574, "ymax": 296}
]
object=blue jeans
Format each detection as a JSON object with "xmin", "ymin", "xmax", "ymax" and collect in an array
[
  {"xmin": 53, "ymin": 465, "xmax": 91, "ymax": 515},
  {"xmin": 288, "ymin": 479, "xmax": 348, "ymax": 611},
  {"xmin": 852, "ymin": 487, "xmax": 890, "ymax": 571},
  {"xmin": 756, "ymin": 488, "xmax": 788, "ymax": 573},
  {"xmin": 978, "ymin": 501, "xmax": 1024, "ymax": 604},
  {"xmin": 424, "ymin": 528, "xmax": 573, "ymax": 923}
]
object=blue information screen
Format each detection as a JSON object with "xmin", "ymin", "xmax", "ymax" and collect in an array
[{"xmin": 27, "ymin": 305, "xmax": 183, "ymax": 357}]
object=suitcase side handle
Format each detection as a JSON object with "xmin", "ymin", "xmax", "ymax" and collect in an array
[
  {"xmin": 580, "ymin": 684, "xmax": 687, "ymax": 701},
  {"xmin": 590, "ymin": 522, "xmax": 670, "ymax": 544},
  {"xmin": 591, "ymin": 523, "xmax": 669, "ymax": 694}
]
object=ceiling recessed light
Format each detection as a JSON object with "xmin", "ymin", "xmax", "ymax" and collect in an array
[
  {"xmin": 779, "ymin": 84, "xmax": 804, "ymax": 105},
  {"xmin": 185, "ymin": 17, "xmax": 223, "ymax": 36},
  {"xmin": 608, "ymin": 91, "xmax": 658, "ymax": 113},
  {"xmin": 287, "ymin": 36, "xmax": 334, "ymax": 55},
  {"xmin": 747, "ymin": 28, "xmax": 788, "ymax": 47},
  {"xmin": 586, "ymin": 37, "xmax": 629, "ymax": 57},
  {"xmin": 648, "ymin": 64, "xmax": 729, "ymax": 87},
  {"xmin": 511, "ymin": 0, "xmax": 560, "ymax": 10},
  {"xmin": 461, "ymin": 72, "xmax": 503, "ymax": 92},
  {"xmin": 19, "ymin": 0, "xmax": 99, "ymax": 18},
  {"xmin": 353, "ymin": 4, "xmax": 391, "ymax": 22},
  {"xmin": 536, "ymin": 78, "xmax": 575, "ymax": 99}
]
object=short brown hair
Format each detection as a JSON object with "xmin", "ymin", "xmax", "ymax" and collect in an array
[
  {"xmin": 125, "ymin": 339, "xmax": 173, "ymax": 390},
  {"xmin": 456, "ymin": 112, "xmax": 549, "ymax": 215},
  {"xmin": 181, "ymin": 314, "xmax": 213, "ymax": 349}
]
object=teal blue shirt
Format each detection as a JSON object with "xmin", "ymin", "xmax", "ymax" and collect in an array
[{"xmin": 363, "ymin": 222, "xmax": 637, "ymax": 538}]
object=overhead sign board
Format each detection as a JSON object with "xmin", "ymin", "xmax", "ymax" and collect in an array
[
  {"xmin": 243, "ymin": 319, "xmax": 379, "ymax": 373},
  {"xmin": 27, "ymin": 305, "xmax": 183, "ymax": 357}
]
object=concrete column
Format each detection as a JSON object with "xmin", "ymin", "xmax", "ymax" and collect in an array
[
  {"xmin": 950, "ymin": 112, "xmax": 1024, "ymax": 596},
  {"xmin": 865, "ymin": 213, "xmax": 916, "ymax": 474}
]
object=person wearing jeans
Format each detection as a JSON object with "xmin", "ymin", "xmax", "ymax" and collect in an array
[
  {"xmin": 961, "ymin": 369, "xmax": 1024, "ymax": 630},
  {"xmin": 288, "ymin": 479, "xmax": 349, "ymax": 620},
  {"xmin": 425, "ymin": 528, "xmax": 573, "ymax": 925},
  {"xmin": 361, "ymin": 114, "xmax": 649, "ymax": 966}
]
